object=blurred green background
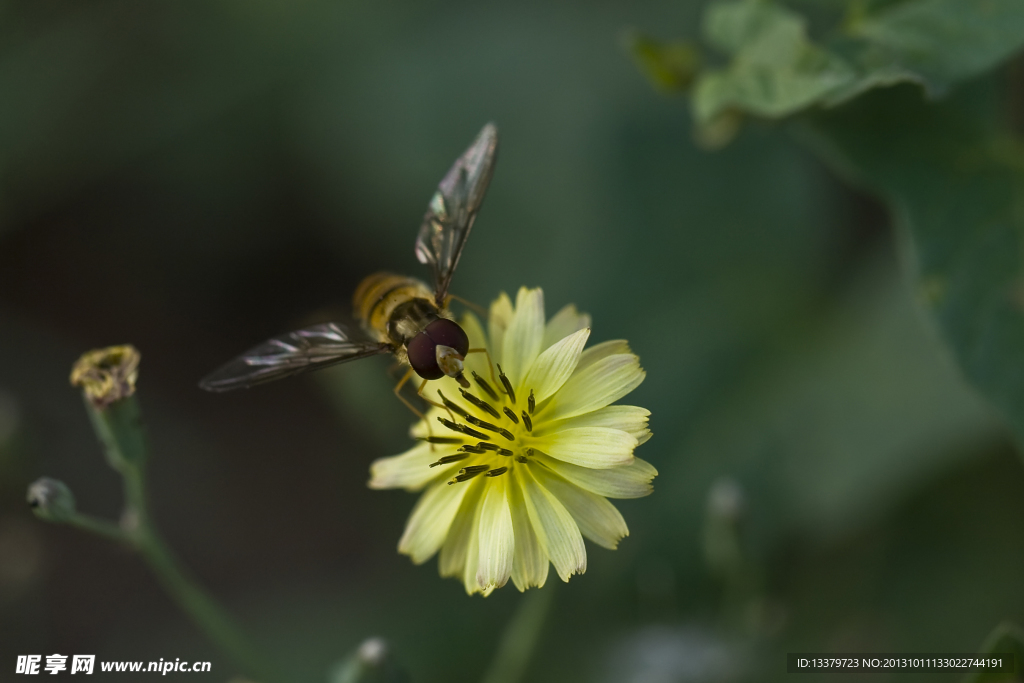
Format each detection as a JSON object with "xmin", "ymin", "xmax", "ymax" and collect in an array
[{"xmin": 2, "ymin": 0, "xmax": 1024, "ymax": 681}]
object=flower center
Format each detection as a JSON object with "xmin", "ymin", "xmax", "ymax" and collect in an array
[{"xmin": 425, "ymin": 364, "xmax": 538, "ymax": 484}]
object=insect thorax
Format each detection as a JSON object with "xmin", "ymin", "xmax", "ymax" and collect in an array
[{"xmin": 353, "ymin": 272, "xmax": 440, "ymax": 347}]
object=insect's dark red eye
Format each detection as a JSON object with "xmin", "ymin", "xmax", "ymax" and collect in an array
[
  {"xmin": 407, "ymin": 319, "xmax": 469, "ymax": 380},
  {"xmin": 408, "ymin": 332, "xmax": 444, "ymax": 380},
  {"xmin": 424, "ymin": 319, "xmax": 469, "ymax": 356}
]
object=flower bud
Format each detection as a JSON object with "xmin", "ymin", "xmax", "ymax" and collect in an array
[
  {"xmin": 330, "ymin": 638, "xmax": 408, "ymax": 683},
  {"xmin": 356, "ymin": 638, "xmax": 387, "ymax": 666},
  {"xmin": 70, "ymin": 345, "xmax": 140, "ymax": 410},
  {"xmin": 707, "ymin": 477, "xmax": 744, "ymax": 524},
  {"xmin": 26, "ymin": 477, "xmax": 77, "ymax": 523}
]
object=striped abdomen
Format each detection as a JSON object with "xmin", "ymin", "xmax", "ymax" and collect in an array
[{"xmin": 353, "ymin": 272, "xmax": 439, "ymax": 348}]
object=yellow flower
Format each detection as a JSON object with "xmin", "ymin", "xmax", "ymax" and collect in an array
[{"xmin": 369, "ymin": 287, "xmax": 656, "ymax": 595}]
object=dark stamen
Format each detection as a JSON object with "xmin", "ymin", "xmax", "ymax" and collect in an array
[
  {"xmin": 455, "ymin": 374, "xmax": 470, "ymax": 388},
  {"xmin": 460, "ymin": 465, "xmax": 489, "ymax": 474},
  {"xmin": 448, "ymin": 467, "xmax": 489, "ymax": 485},
  {"xmin": 478, "ymin": 442, "xmax": 499, "ymax": 451},
  {"xmin": 465, "ymin": 415, "xmax": 515, "ymax": 441},
  {"xmin": 430, "ymin": 453, "xmax": 469, "ymax": 467},
  {"xmin": 528, "ymin": 390, "xmax": 535, "ymax": 414},
  {"xmin": 471, "ymin": 371, "xmax": 500, "ymax": 401},
  {"xmin": 460, "ymin": 444, "xmax": 486, "ymax": 454},
  {"xmin": 419, "ymin": 435, "xmax": 464, "ymax": 444},
  {"xmin": 437, "ymin": 391, "xmax": 468, "ymax": 419},
  {"xmin": 437, "ymin": 416, "xmax": 463, "ymax": 433},
  {"xmin": 460, "ymin": 388, "xmax": 500, "ymax": 419},
  {"xmin": 461, "ymin": 426, "xmax": 491, "ymax": 441},
  {"xmin": 497, "ymin": 448, "xmax": 513, "ymax": 456},
  {"xmin": 486, "ymin": 467, "xmax": 508, "ymax": 477},
  {"xmin": 525, "ymin": 447, "xmax": 535, "ymax": 457},
  {"xmin": 437, "ymin": 417, "xmax": 491, "ymax": 441},
  {"xmin": 521, "ymin": 411, "xmax": 533, "ymax": 432},
  {"xmin": 503, "ymin": 407, "xmax": 519, "ymax": 424},
  {"xmin": 465, "ymin": 415, "xmax": 499, "ymax": 431},
  {"xmin": 515, "ymin": 456, "xmax": 528, "ymax": 463},
  {"xmin": 496, "ymin": 364, "xmax": 516, "ymax": 404}
]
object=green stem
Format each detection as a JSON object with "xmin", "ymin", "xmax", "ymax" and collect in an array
[
  {"xmin": 135, "ymin": 523, "xmax": 278, "ymax": 679},
  {"xmin": 65, "ymin": 513, "xmax": 128, "ymax": 543},
  {"xmin": 79, "ymin": 397, "xmax": 281, "ymax": 683},
  {"xmin": 480, "ymin": 586, "xmax": 555, "ymax": 683},
  {"xmin": 120, "ymin": 460, "xmax": 279, "ymax": 682}
]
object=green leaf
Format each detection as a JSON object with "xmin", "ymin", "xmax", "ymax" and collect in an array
[
  {"xmin": 799, "ymin": 80, "xmax": 1024, "ymax": 449},
  {"xmin": 703, "ymin": 0, "xmax": 799, "ymax": 53},
  {"xmin": 686, "ymin": 0, "xmax": 1024, "ymax": 127},
  {"xmin": 693, "ymin": 1, "xmax": 855, "ymax": 124},
  {"xmin": 964, "ymin": 621, "xmax": 1024, "ymax": 683},
  {"xmin": 844, "ymin": 0, "xmax": 1024, "ymax": 97}
]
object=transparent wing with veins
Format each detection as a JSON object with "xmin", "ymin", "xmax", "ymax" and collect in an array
[
  {"xmin": 415, "ymin": 122, "xmax": 499, "ymax": 306},
  {"xmin": 199, "ymin": 323, "xmax": 392, "ymax": 392}
]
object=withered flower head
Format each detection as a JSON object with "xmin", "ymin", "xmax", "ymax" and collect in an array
[{"xmin": 70, "ymin": 345, "xmax": 141, "ymax": 409}]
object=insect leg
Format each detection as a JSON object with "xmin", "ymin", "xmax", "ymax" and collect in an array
[
  {"xmin": 415, "ymin": 379, "xmax": 457, "ymax": 422},
  {"xmin": 445, "ymin": 294, "xmax": 488, "ymax": 316},
  {"xmin": 393, "ymin": 368, "xmax": 437, "ymax": 447}
]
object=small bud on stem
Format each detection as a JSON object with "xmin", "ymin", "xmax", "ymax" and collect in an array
[{"xmin": 26, "ymin": 477, "xmax": 77, "ymax": 522}]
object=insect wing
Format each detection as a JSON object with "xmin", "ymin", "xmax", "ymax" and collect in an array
[
  {"xmin": 415, "ymin": 123, "xmax": 498, "ymax": 305},
  {"xmin": 200, "ymin": 323, "xmax": 391, "ymax": 392}
]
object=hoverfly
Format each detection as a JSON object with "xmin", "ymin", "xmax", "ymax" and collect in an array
[{"xmin": 199, "ymin": 123, "xmax": 498, "ymax": 418}]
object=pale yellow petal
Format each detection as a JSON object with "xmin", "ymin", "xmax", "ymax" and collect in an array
[
  {"xmin": 476, "ymin": 477, "xmax": 514, "ymax": 591},
  {"xmin": 500, "ymin": 287, "xmax": 544, "ymax": 384},
  {"xmin": 461, "ymin": 310, "xmax": 488, "ymax": 348},
  {"xmin": 407, "ymin": 405, "xmax": 460, "ymax": 438},
  {"xmin": 538, "ymin": 354, "xmax": 645, "ymax": 422},
  {"xmin": 461, "ymin": 488, "xmax": 487, "ymax": 595},
  {"xmin": 508, "ymin": 472, "xmax": 548, "ymax": 591},
  {"xmin": 541, "ymin": 304, "xmax": 591, "ymax": 351},
  {"xmin": 531, "ymin": 466, "xmax": 628, "ymax": 549},
  {"xmin": 460, "ymin": 312, "xmax": 492, "ymax": 380},
  {"xmin": 439, "ymin": 478, "xmax": 486, "ymax": 579},
  {"xmin": 536, "ymin": 454, "xmax": 657, "ymax": 499},
  {"xmin": 536, "ymin": 405, "xmax": 651, "ymax": 446},
  {"xmin": 424, "ymin": 380, "xmax": 479, "ymax": 419},
  {"xmin": 369, "ymin": 442, "xmax": 460, "ymax": 491},
  {"xmin": 522, "ymin": 328, "xmax": 590, "ymax": 403},
  {"xmin": 573, "ymin": 340, "xmax": 631, "ymax": 373},
  {"xmin": 531, "ymin": 427, "xmax": 637, "ymax": 469},
  {"xmin": 488, "ymin": 292, "xmax": 514, "ymax": 366},
  {"xmin": 398, "ymin": 479, "xmax": 474, "ymax": 563},
  {"xmin": 516, "ymin": 466, "xmax": 586, "ymax": 582}
]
